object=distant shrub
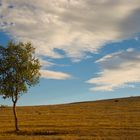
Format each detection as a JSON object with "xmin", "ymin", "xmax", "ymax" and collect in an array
[
  {"xmin": 0, "ymin": 105, "xmax": 8, "ymax": 108},
  {"xmin": 36, "ymin": 111, "xmax": 41, "ymax": 115},
  {"xmin": 114, "ymin": 100, "xmax": 119, "ymax": 102}
]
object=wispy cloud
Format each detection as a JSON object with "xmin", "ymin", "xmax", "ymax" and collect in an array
[
  {"xmin": 0, "ymin": 0, "xmax": 140, "ymax": 60},
  {"xmin": 40, "ymin": 59, "xmax": 55, "ymax": 68},
  {"xmin": 87, "ymin": 49, "xmax": 140, "ymax": 91},
  {"xmin": 40, "ymin": 70, "xmax": 71, "ymax": 80},
  {"xmin": 39, "ymin": 58, "xmax": 72, "ymax": 79}
]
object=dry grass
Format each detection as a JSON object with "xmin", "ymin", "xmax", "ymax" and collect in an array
[{"xmin": 0, "ymin": 96, "xmax": 140, "ymax": 140}]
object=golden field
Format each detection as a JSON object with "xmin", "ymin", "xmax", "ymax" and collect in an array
[{"xmin": 0, "ymin": 96, "xmax": 140, "ymax": 140}]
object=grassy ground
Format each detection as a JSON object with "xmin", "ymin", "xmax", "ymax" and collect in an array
[{"xmin": 0, "ymin": 96, "xmax": 140, "ymax": 140}]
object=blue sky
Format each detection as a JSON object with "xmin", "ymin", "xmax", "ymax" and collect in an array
[{"xmin": 0, "ymin": 0, "xmax": 140, "ymax": 106}]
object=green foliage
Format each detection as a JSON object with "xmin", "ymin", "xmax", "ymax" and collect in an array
[{"xmin": 0, "ymin": 41, "xmax": 41, "ymax": 101}]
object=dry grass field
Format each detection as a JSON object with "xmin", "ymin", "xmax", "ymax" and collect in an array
[{"xmin": 0, "ymin": 96, "xmax": 140, "ymax": 140}]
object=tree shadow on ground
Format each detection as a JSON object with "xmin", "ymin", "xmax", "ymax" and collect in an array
[{"xmin": 5, "ymin": 130, "xmax": 69, "ymax": 136}]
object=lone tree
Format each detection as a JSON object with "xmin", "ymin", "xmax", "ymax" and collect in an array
[{"xmin": 0, "ymin": 41, "xmax": 40, "ymax": 132}]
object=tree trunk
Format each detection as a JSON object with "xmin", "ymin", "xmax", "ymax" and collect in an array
[{"xmin": 13, "ymin": 101, "xmax": 19, "ymax": 132}]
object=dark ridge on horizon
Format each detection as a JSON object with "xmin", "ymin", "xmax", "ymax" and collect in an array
[{"xmin": 68, "ymin": 96, "xmax": 140, "ymax": 105}]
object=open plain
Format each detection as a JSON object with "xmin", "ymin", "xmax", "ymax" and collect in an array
[{"xmin": 0, "ymin": 96, "xmax": 140, "ymax": 140}]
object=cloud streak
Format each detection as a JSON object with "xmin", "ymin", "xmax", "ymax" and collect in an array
[
  {"xmin": 87, "ymin": 49, "xmax": 140, "ymax": 91},
  {"xmin": 40, "ymin": 70, "xmax": 71, "ymax": 80}
]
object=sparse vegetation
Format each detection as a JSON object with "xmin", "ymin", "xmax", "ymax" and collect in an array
[
  {"xmin": 0, "ymin": 104, "xmax": 8, "ymax": 108},
  {"xmin": 0, "ymin": 96, "xmax": 140, "ymax": 140}
]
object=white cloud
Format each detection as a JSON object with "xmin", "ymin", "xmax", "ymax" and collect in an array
[
  {"xmin": 87, "ymin": 49, "xmax": 140, "ymax": 91},
  {"xmin": 1, "ymin": 0, "xmax": 140, "ymax": 81},
  {"xmin": 95, "ymin": 51, "xmax": 123, "ymax": 63},
  {"xmin": 40, "ymin": 70, "xmax": 71, "ymax": 80},
  {"xmin": 39, "ymin": 58, "xmax": 72, "ymax": 79},
  {"xmin": 40, "ymin": 59, "xmax": 55, "ymax": 68},
  {"xmin": 126, "ymin": 48, "xmax": 134, "ymax": 52},
  {"xmin": 0, "ymin": 0, "xmax": 140, "ymax": 60}
]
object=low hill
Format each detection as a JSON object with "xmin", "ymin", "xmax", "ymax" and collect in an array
[{"xmin": 0, "ymin": 96, "xmax": 140, "ymax": 140}]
